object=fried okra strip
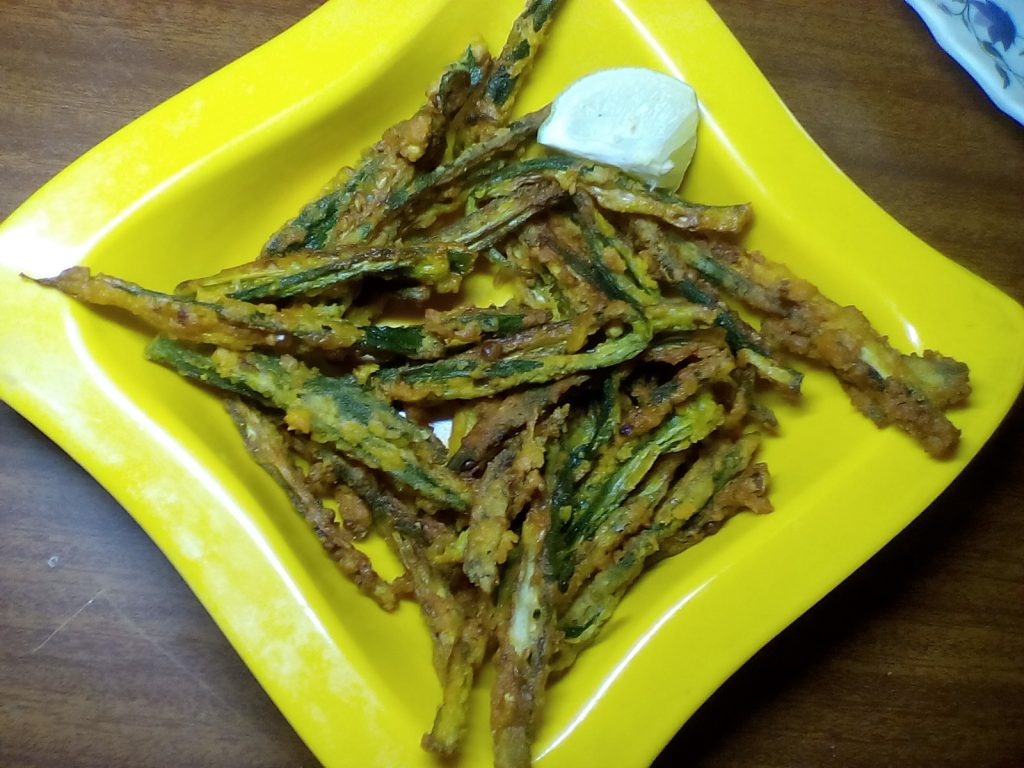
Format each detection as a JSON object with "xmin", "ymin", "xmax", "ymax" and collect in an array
[
  {"xmin": 455, "ymin": 0, "xmax": 562, "ymax": 152},
  {"xmin": 149, "ymin": 340, "xmax": 468, "ymax": 509},
  {"xmin": 681, "ymin": 242, "xmax": 968, "ymax": 454},
  {"xmin": 638, "ymin": 225, "xmax": 800, "ymax": 393},
  {"xmin": 657, "ymin": 460, "xmax": 773, "ymax": 558},
  {"xmin": 177, "ymin": 245, "xmax": 475, "ymax": 302},
  {"xmin": 736, "ymin": 347, "xmax": 803, "ymax": 395},
  {"xmin": 440, "ymin": 309, "xmax": 607, "ymax": 363},
  {"xmin": 640, "ymin": 328, "xmax": 730, "ymax": 365},
  {"xmin": 513, "ymin": 218, "xmax": 615, "ymax": 314},
  {"xmin": 37, "ymin": 267, "xmax": 303, "ymax": 349},
  {"xmin": 218, "ymin": 350, "xmax": 468, "ymax": 509},
  {"xmin": 370, "ymin": 310, "xmax": 652, "ymax": 401},
  {"xmin": 40, "ymin": 267, "xmax": 458, "ymax": 362},
  {"xmin": 584, "ymin": 171, "xmax": 751, "ymax": 235},
  {"xmin": 262, "ymin": 44, "xmax": 490, "ymax": 255},
  {"xmin": 536, "ymin": 209, "xmax": 651, "ymax": 307},
  {"xmin": 555, "ymin": 434, "xmax": 765, "ymax": 667},
  {"xmin": 449, "ymin": 375, "xmax": 586, "ymax": 473},
  {"xmin": 544, "ymin": 388, "xmax": 618, "ymax": 589},
  {"xmin": 546, "ymin": 372, "xmax": 629, "ymax": 588},
  {"xmin": 225, "ymin": 399, "xmax": 398, "ymax": 610},
  {"xmin": 491, "ymin": 502, "xmax": 558, "ymax": 768},
  {"xmin": 145, "ymin": 336, "xmax": 267, "ymax": 402},
  {"xmin": 296, "ymin": 437, "xmax": 457, "ymax": 555},
  {"xmin": 765, "ymin": 304, "xmax": 965, "ymax": 456},
  {"xmin": 539, "ymin": 210, "xmax": 714, "ymax": 334},
  {"xmin": 667, "ymin": 235, "xmax": 787, "ymax": 315},
  {"xmin": 572, "ymin": 191, "xmax": 659, "ymax": 306},
  {"xmin": 742, "ymin": 253, "xmax": 971, "ymax": 410},
  {"xmin": 663, "ymin": 232, "xmax": 968, "ymax": 453}
]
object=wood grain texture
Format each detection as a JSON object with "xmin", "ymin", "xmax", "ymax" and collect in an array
[{"xmin": 1, "ymin": 2, "xmax": 1021, "ymax": 767}]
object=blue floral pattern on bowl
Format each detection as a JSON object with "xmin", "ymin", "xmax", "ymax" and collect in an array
[{"xmin": 906, "ymin": 0, "xmax": 1024, "ymax": 124}]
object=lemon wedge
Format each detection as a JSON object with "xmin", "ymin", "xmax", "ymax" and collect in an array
[{"xmin": 538, "ymin": 67, "xmax": 700, "ymax": 191}]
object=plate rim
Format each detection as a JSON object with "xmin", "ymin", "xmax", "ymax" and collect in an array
[{"xmin": 2, "ymin": 1, "xmax": 1023, "ymax": 766}]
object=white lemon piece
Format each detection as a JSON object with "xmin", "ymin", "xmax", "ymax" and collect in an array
[{"xmin": 537, "ymin": 67, "xmax": 700, "ymax": 191}]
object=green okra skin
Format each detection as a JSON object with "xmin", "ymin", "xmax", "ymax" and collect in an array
[
  {"xmin": 145, "ymin": 336, "xmax": 268, "ymax": 402},
  {"xmin": 358, "ymin": 325, "xmax": 447, "ymax": 360},
  {"xmin": 262, "ymin": 175, "xmax": 351, "ymax": 256},
  {"xmin": 574, "ymin": 369, "xmax": 629, "ymax": 483},
  {"xmin": 672, "ymin": 274, "xmax": 773, "ymax": 355},
  {"xmin": 546, "ymin": 372, "xmax": 626, "ymax": 589},
  {"xmin": 565, "ymin": 390, "xmax": 724, "ymax": 546},
  {"xmin": 177, "ymin": 245, "xmax": 475, "ymax": 303}
]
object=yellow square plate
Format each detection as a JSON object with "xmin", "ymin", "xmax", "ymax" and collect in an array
[{"xmin": 2, "ymin": 1, "xmax": 1022, "ymax": 766}]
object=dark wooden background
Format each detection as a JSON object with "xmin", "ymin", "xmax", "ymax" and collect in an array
[{"xmin": 1, "ymin": 2, "xmax": 1022, "ymax": 766}]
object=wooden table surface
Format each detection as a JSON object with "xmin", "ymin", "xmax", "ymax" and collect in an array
[{"xmin": 2, "ymin": 1, "xmax": 1022, "ymax": 766}]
